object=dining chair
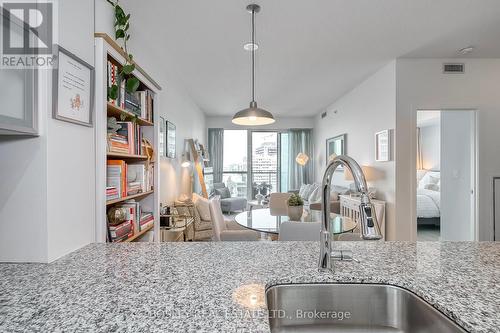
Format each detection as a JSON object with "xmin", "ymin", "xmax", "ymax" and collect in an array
[
  {"xmin": 269, "ymin": 193, "xmax": 292, "ymax": 216},
  {"xmin": 278, "ymin": 222, "xmax": 321, "ymax": 241},
  {"xmin": 209, "ymin": 197, "xmax": 259, "ymax": 241}
]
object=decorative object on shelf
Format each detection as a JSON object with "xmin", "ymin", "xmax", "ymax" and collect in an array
[
  {"xmin": 52, "ymin": 45, "xmax": 94, "ymax": 127},
  {"xmin": 232, "ymin": 4, "xmax": 275, "ymax": 126},
  {"xmin": 142, "ymin": 138, "xmax": 155, "ymax": 163},
  {"xmin": 287, "ymin": 193, "xmax": 304, "ymax": 221},
  {"xmin": 295, "ymin": 153, "xmax": 309, "ymax": 166},
  {"xmin": 166, "ymin": 120, "xmax": 176, "ymax": 158},
  {"xmin": 107, "ymin": 206, "xmax": 128, "ymax": 225},
  {"xmin": 159, "ymin": 116, "xmax": 165, "ymax": 156},
  {"xmin": 326, "ymin": 134, "xmax": 346, "ymax": 167},
  {"xmin": 375, "ymin": 129, "xmax": 391, "ymax": 162},
  {"xmin": 105, "ymin": 0, "xmax": 140, "ymax": 100},
  {"xmin": 107, "ymin": 117, "xmax": 121, "ymax": 134}
]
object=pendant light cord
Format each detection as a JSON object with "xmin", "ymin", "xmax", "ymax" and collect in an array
[{"xmin": 251, "ymin": 7, "xmax": 255, "ymax": 103}]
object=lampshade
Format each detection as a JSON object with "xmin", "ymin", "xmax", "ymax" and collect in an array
[
  {"xmin": 295, "ymin": 153, "xmax": 309, "ymax": 166},
  {"xmin": 232, "ymin": 101, "xmax": 275, "ymax": 126},
  {"xmin": 344, "ymin": 165, "xmax": 376, "ymax": 181}
]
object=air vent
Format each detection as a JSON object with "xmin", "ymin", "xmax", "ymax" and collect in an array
[
  {"xmin": 443, "ymin": 63, "xmax": 465, "ymax": 74},
  {"xmin": 321, "ymin": 111, "xmax": 327, "ymax": 119}
]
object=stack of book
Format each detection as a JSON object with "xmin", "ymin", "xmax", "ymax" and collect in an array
[
  {"xmin": 107, "ymin": 60, "xmax": 155, "ymax": 122},
  {"xmin": 106, "ymin": 186, "xmax": 119, "ymax": 201},
  {"xmin": 106, "ymin": 160, "xmax": 154, "ymax": 201},
  {"xmin": 107, "ymin": 133, "xmax": 129, "ymax": 154},
  {"xmin": 108, "ymin": 220, "xmax": 133, "ymax": 242},
  {"xmin": 140, "ymin": 212, "xmax": 154, "ymax": 231},
  {"xmin": 115, "ymin": 121, "xmax": 143, "ymax": 155},
  {"xmin": 106, "ymin": 160, "xmax": 126, "ymax": 198}
]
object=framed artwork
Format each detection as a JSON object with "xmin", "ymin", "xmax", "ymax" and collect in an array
[
  {"xmin": 166, "ymin": 120, "xmax": 176, "ymax": 158},
  {"xmin": 52, "ymin": 45, "xmax": 94, "ymax": 127},
  {"xmin": 159, "ymin": 116, "xmax": 165, "ymax": 156},
  {"xmin": 375, "ymin": 130, "xmax": 391, "ymax": 162},
  {"xmin": 326, "ymin": 134, "xmax": 346, "ymax": 166}
]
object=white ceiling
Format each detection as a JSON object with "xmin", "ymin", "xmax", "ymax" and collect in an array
[{"xmin": 122, "ymin": 0, "xmax": 500, "ymax": 117}]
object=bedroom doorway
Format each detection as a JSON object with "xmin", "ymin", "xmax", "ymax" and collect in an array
[{"xmin": 416, "ymin": 110, "xmax": 476, "ymax": 241}]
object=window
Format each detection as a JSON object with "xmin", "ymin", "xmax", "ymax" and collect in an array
[
  {"xmin": 222, "ymin": 130, "xmax": 247, "ymax": 198},
  {"xmin": 251, "ymin": 132, "xmax": 278, "ymax": 197}
]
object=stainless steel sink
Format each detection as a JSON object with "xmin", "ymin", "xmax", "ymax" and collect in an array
[{"xmin": 266, "ymin": 284, "xmax": 467, "ymax": 333}]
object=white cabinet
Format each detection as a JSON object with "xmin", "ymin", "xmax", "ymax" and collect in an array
[{"xmin": 339, "ymin": 195, "xmax": 386, "ymax": 239}]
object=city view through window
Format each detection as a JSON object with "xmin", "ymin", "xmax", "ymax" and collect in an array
[{"xmin": 206, "ymin": 130, "xmax": 287, "ymax": 199}]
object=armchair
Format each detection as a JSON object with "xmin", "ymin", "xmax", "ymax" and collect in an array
[{"xmin": 213, "ymin": 182, "xmax": 247, "ymax": 214}]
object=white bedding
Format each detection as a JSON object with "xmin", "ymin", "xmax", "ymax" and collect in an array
[{"xmin": 417, "ymin": 188, "xmax": 440, "ymax": 218}]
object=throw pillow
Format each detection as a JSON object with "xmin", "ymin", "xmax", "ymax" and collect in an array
[
  {"xmin": 195, "ymin": 195, "xmax": 211, "ymax": 221},
  {"xmin": 308, "ymin": 186, "xmax": 322, "ymax": 203},
  {"xmin": 298, "ymin": 184, "xmax": 307, "ymax": 198},
  {"xmin": 215, "ymin": 187, "xmax": 231, "ymax": 199}
]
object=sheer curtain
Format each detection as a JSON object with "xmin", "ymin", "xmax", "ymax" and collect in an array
[
  {"xmin": 288, "ymin": 129, "xmax": 313, "ymax": 190},
  {"xmin": 208, "ymin": 128, "xmax": 224, "ymax": 183}
]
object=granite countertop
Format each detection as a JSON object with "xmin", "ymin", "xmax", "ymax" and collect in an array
[{"xmin": 0, "ymin": 241, "xmax": 498, "ymax": 332}]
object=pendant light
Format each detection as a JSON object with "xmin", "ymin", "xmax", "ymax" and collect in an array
[{"xmin": 232, "ymin": 4, "xmax": 275, "ymax": 126}]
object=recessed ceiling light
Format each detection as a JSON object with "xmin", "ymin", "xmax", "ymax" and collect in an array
[
  {"xmin": 458, "ymin": 46, "xmax": 474, "ymax": 55},
  {"xmin": 243, "ymin": 42, "xmax": 258, "ymax": 51}
]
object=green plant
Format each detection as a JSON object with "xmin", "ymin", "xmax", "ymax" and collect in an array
[
  {"xmin": 287, "ymin": 193, "xmax": 304, "ymax": 207},
  {"xmin": 106, "ymin": 0, "xmax": 140, "ymax": 102}
]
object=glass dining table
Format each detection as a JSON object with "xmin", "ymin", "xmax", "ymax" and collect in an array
[{"xmin": 234, "ymin": 208, "xmax": 357, "ymax": 235}]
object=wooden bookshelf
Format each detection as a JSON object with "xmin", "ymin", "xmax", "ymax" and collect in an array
[
  {"xmin": 106, "ymin": 190, "xmax": 154, "ymax": 206},
  {"xmin": 107, "ymin": 102, "xmax": 154, "ymax": 126},
  {"xmin": 122, "ymin": 223, "xmax": 154, "ymax": 242},
  {"xmin": 107, "ymin": 152, "xmax": 149, "ymax": 160},
  {"xmin": 95, "ymin": 33, "xmax": 161, "ymax": 244}
]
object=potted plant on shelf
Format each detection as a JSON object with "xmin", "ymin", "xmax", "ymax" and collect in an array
[{"xmin": 287, "ymin": 193, "xmax": 304, "ymax": 221}]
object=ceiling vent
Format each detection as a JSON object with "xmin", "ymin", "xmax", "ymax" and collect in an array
[
  {"xmin": 321, "ymin": 111, "xmax": 327, "ymax": 119},
  {"xmin": 443, "ymin": 63, "xmax": 465, "ymax": 74}
]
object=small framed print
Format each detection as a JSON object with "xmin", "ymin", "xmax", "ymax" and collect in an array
[
  {"xmin": 52, "ymin": 45, "xmax": 94, "ymax": 127},
  {"xmin": 166, "ymin": 120, "xmax": 176, "ymax": 158},
  {"xmin": 375, "ymin": 130, "xmax": 391, "ymax": 162}
]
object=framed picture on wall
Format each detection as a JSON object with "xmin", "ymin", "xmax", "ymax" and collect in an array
[
  {"xmin": 159, "ymin": 116, "xmax": 166, "ymax": 156},
  {"xmin": 52, "ymin": 45, "xmax": 94, "ymax": 127},
  {"xmin": 166, "ymin": 120, "xmax": 176, "ymax": 158},
  {"xmin": 326, "ymin": 134, "xmax": 346, "ymax": 166},
  {"xmin": 375, "ymin": 129, "xmax": 391, "ymax": 161}
]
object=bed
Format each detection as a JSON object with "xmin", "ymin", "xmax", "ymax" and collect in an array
[{"xmin": 416, "ymin": 171, "xmax": 441, "ymax": 226}]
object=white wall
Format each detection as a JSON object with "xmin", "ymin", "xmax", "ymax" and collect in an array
[
  {"xmin": 314, "ymin": 61, "xmax": 397, "ymax": 239},
  {"xmin": 0, "ymin": 0, "xmax": 96, "ymax": 262},
  {"xmin": 395, "ymin": 58, "xmax": 500, "ymax": 241},
  {"xmin": 206, "ymin": 116, "xmax": 314, "ymax": 130},
  {"xmin": 420, "ymin": 124, "xmax": 440, "ymax": 171}
]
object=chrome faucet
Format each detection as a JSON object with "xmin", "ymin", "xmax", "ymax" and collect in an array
[{"xmin": 319, "ymin": 155, "xmax": 382, "ymax": 273}]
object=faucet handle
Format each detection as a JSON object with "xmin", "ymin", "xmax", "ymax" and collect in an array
[{"xmin": 359, "ymin": 202, "xmax": 383, "ymax": 240}]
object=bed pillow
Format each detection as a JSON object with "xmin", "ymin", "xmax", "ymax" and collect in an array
[
  {"xmin": 424, "ymin": 183, "xmax": 440, "ymax": 192},
  {"xmin": 418, "ymin": 173, "xmax": 440, "ymax": 190}
]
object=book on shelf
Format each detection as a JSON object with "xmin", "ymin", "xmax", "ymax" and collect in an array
[
  {"xmin": 140, "ymin": 212, "xmax": 154, "ymax": 231},
  {"xmin": 106, "ymin": 59, "xmax": 155, "ymax": 122},
  {"xmin": 107, "ymin": 133, "xmax": 129, "ymax": 154},
  {"xmin": 108, "ymin": 220, "xmax": 133, "ymax": 242},
  {"xmin": 107, "ymin": 199, "xmax": 154, "ymax": 241},
  {"xmin": 113, "ymin": 121, "xmax": 143, "ymax": 155},
  {"xmin": 106, "ymin": 186, "xmax": 119, "ymax": 201},
  {"xmin": 107, "ymin": 160, "xmax": 126, "ymax": 198},
  {"xmin": 106, "ymin": 160, "xmax": 154, "ymax": 201}
]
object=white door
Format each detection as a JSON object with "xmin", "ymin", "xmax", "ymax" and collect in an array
[{"xmin": 440, "ymin": 110, "xmax": 475, "ymax": 241}]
